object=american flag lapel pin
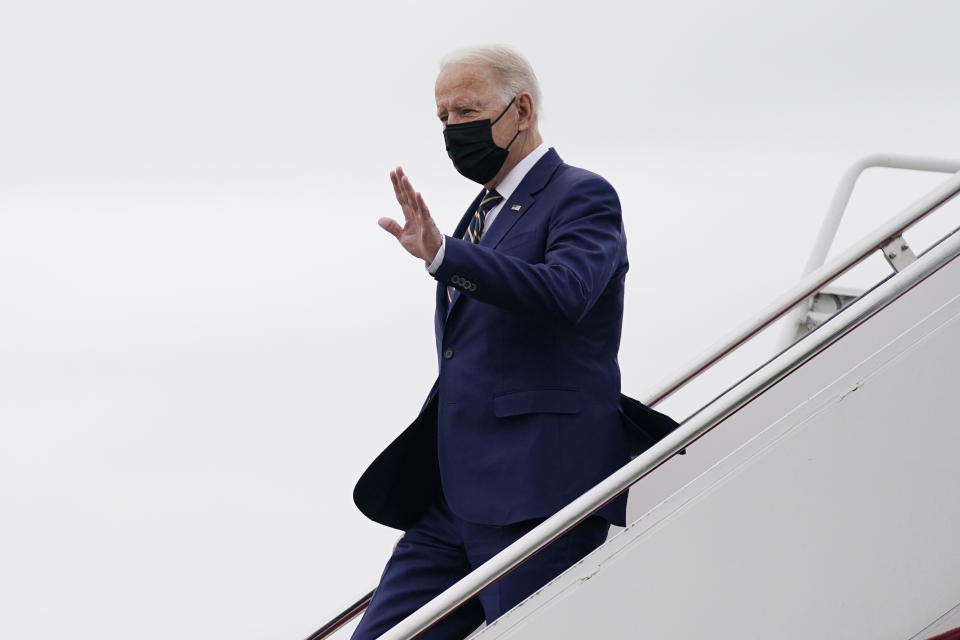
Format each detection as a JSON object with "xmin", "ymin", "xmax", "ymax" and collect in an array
[{"xmin": 511, "ymin": 204, "xmax": 522, "ymax": 211}]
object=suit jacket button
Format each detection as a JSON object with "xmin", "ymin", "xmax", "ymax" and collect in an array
[{"xmin": 443, "ymin": 348, "xmax": 455, "ymax": 360}]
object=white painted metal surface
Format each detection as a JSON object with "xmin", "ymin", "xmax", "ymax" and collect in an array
[
  {"xmin": 913, "ymin": 603, "xmax": 960, "ymax": 640},
  {"xmin": 472, "ymin": 230, "xmax": 960, "ymax": 640}
]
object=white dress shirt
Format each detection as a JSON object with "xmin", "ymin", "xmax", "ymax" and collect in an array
[{"xmin": 427, "ymin": 143, "xmax": 550, "ymax": 274}]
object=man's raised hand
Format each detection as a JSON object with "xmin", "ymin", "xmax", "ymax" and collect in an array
[{"xmin": 379, "ymin": 167, "xmax": 443, "ymax": 263}]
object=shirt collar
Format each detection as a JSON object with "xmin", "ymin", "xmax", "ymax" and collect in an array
[{"xmin": 491, "ymin": 142, "xmax": 550, "ymax": 201}]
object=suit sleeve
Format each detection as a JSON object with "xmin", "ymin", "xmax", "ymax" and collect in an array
[{"xmin": 432, "ymin": 175, "xmax": 623, "ymax": 325}]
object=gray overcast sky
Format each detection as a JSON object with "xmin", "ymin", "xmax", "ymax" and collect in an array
[{"xmin": 2, "ymin": 1, "xmax": 958, "ymax": 638}]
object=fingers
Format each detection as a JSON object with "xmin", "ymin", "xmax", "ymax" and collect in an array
[
  {"xmin": 400, "ymin": 173, "xmax": 416, "ymax": 206},
  {"xmin": 390, "ymin": 169, "xmax": 400, "ymax": 201},
  {"xmin": 416, "ymin": 192, "xmax": 432, "ymax": 223},
  {"xmin": 403, "ymin": 175, "xmax": 427, "ymax": 227},
  {"xmin": 389, "ymin": 166, "xmax": 432, "ymax": 235},
  {"xmin": 402, "ymin": 175, "xmax": 419, "ymax": 213},
  {"xmin": 378, "ymin": 217, "xmax": 403, "ymax": 239},
  {"xmin": 390, "ymin": 168, "xmax": 408, "ymax": 210},
  {"xmin": 400, "ymin": 172, "xmax": 424, "ymax": 221},
  {"xmin": 393, "ymin": 167, "xmax": 413, "ymax": 201},
  {"xmin": 391, "ymin": 167, "xmax": 420, "ymax": 227}
]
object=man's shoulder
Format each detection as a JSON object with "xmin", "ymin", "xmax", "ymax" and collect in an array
[
  {"xmin": 516, "ymin": 148, "xmax": 620, "ymax": 212},
  {"xmin": 547, "ymin": 154, "xmax": 617, "ymax": 194},
  {"xmin": 546, "ymin": 159, "xmax": 619, "ymax": 201}
]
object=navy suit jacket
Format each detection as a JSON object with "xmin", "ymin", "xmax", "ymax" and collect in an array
[{"xmin": 354, "ymin": 149, "xmax": 678, "ymax": 530}]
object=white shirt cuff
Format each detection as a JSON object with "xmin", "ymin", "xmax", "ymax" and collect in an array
[{"xmin": 426, "ymin": 236, "xmax": 446, "ymax": 274}]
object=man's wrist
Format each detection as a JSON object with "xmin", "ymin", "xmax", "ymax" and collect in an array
[{"xmin": 426, "ymin": 236, "xmax": 447, "ymax": 274}]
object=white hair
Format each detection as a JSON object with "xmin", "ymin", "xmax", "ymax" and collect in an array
[{"xmin": 440, "ymin": 45, "xmax": 543, "ymax": 116}]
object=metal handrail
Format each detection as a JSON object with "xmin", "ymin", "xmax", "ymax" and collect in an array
[
  {"xmin": 644, "ymin": 162, "xmax": 960, "ymax": 407},
  {"xmin": 305, "ymin": 590, "xmax": 374, "ymax": 640},
  {"xmin": 803, "ymin": 154, "xmax": 960, "ymax": 278},
  {"xmin": 778, "ymin": 154, "xmax": 960, "ymax": 347},
  {"xmin": 305, "ymin": 164, "xmax": 960, "ymax": 640}
]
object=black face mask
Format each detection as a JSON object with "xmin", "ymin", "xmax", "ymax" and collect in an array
[{"xmin": 443, "ymin": 96, "xmax": 521, "ymax": 184}]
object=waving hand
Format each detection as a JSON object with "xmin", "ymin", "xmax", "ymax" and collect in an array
[{"xmin": 379, "ymin": 167, "xmax": 443, "ymax": 263}]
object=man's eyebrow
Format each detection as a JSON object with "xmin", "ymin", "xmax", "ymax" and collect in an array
[{"xmin": 437, "ymin": 99, "xmax": 484, "ymax": 118}]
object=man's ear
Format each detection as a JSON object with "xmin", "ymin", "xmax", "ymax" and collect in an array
[{"xmin": 516, "ymin": 92, "xmax": 535, "ymax": 131}]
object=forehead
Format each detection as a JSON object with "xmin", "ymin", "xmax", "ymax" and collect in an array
[{"xmin": 435, "ymin": 63, "xmax": 499, "ymax": 108}]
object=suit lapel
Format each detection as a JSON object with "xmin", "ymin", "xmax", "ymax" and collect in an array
[
  {"xmin": 480, "ymin": 148, "xmax": 562, "ymax": 250},
  {"xmin": 444, "ymin": 149, "xmax": 564, "ymax": 321},
  {"xmin": 477, "ymin": 192, "xmax": 532, "ymax": 250}
]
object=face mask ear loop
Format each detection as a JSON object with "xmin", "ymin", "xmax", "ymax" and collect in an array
[
  {"xmin": 503, "ymin": 129, "xmax": 522, "ymax": 151},
  {"xmin": 493, "ymin": 95, "xmax": 521, "ymax": 151},
  {"xmin": 491, "ymin": 96, "xmax": 517, "ymax": 126}
]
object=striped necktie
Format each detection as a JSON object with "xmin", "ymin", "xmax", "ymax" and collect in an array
[
  {"xmin": 447, "ymin": 190, "xmax": 503, "ymax": 303},
  {"xmin": 465, "ymin": 190, "xmax": 503, "ymax": 244}
]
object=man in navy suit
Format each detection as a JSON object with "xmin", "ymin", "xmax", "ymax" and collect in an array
[{"xmin": 351, "ymin": 45, "xmax": 665, "ymax": 639}]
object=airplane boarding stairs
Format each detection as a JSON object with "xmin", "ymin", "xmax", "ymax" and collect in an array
[
  {"xmin": 467, "ymin": 205, "xmax": 960, "ymax": 639},
  {"xmin": 308, "ymin": 157, "xmax": 960, "ymax": 640}
]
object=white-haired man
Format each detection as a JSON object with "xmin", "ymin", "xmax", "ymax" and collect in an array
[{"xmin": 350, "ymin": 44, "xmax": 675, "ymax": 639}]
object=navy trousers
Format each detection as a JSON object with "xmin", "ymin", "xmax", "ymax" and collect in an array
[{"xmin": 351, "ymin": 498, "xmax": 608, "ymax": 640}]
